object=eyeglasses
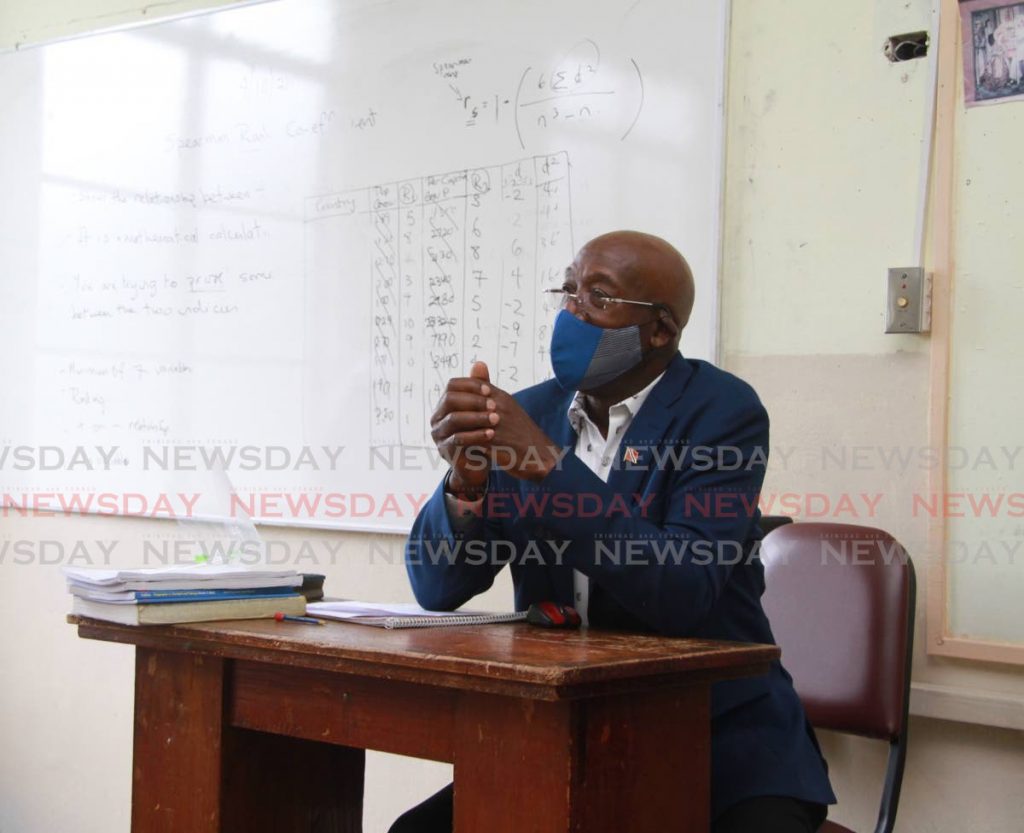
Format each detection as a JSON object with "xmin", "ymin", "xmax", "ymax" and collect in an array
[{"xmin": 543, "ymin": 288, "xmax": 674, "ymax": 320}]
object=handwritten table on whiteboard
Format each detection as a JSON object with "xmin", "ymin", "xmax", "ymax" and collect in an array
[{"xmin": 306, "ymin": 152, "xmax": 573, "ymax": 448}]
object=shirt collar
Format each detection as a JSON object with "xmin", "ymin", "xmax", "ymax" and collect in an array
[{"xmin": 566, "ymin": 370, "xmax": 667, "ymax": 435}]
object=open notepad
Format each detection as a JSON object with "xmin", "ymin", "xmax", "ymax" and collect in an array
[{"xmin": 307, "ymin": 601, "xmax": 527, "ymax": 630}]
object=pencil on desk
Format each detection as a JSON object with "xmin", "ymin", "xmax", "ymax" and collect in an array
[{"xmin": 274, "ymin": 612, "xmax": 324, "ymax": 625}]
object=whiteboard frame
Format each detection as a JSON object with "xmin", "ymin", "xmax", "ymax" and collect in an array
[
  {"xmin": 711, "ymin": 0, "xmax": 731, "ymax": 365},
  {"xmin": 0, "ymin": 0, "xmax": 273, "ymax": 54},
  {"xmin": 1, "ymin": 0, "xmax": 733, "ymax": 534}
]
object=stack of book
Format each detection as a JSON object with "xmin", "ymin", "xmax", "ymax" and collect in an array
[{"xmin": 64, "ymin": 563, "xmax": 307, "ymax": 625}]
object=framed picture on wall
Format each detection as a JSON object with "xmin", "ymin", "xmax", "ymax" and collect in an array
[{"xmin": 960, "ymin": 0, "xmax": 1024, "ymax": 106}]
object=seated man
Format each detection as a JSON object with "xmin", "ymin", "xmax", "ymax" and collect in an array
[{"xmin": 391, "ymin": 231, "xmax": 835, "ymax": 832}]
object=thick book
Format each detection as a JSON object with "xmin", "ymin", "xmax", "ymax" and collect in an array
[
  {"xmin": 69, "ymin": 585, "xmax": 303, "ymax": 605},
  {"xmin": 71, "ymin": 593, "xmax": 306, "ymax": 625},
  {"xmin": 307, "ymin": 600, "xmax": 527, "ymax": 630}
]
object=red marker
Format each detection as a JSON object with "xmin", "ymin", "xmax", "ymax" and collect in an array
[{"xmin": 274, "ymin": 612, "xmax": 323, "ymax": 625}]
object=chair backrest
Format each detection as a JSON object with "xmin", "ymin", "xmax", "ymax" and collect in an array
[
  {"xmin": 759, "ymin": 522, "xmax": 915, "ymax": 741},
  {"xmin": 758, "ymin": 514, "xmax": 795, "ymax": 537}
]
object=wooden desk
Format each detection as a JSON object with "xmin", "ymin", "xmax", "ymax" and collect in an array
[{"xmin": 70, "ymin": 617, "xmax": 778, "ymax": 833}]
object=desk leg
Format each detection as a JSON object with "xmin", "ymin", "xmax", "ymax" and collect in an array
[
  {"xmin": 132, "ymin": 648, "xmax": 364, "ymax": 833},
  {"xmin": 453, "ymin": 686, "xmax": 710, "ymax": 833},
  {"xmin": 132, "ymin": 648, "xmax": 227, "ymax": 832}
]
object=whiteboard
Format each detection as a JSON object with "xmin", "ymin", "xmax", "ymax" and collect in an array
[{"xmin": 0, "ymin": 0, "xmax": 727, "ymax": 532}]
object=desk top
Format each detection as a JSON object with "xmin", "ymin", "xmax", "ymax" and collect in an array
[{"xmin": 70, "ymin": 616, "xmax": 779, "ymax": 700}]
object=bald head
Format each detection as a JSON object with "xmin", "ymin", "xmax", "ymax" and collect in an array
[{"xmin": 574, "ymin": 231, "xmax": 695, "ymax": 331}]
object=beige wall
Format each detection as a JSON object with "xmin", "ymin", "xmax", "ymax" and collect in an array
[
  {"xmin": 1, "ymin": 1, "xmax": 1021, "ymax": 832},
  {"xmin": 722, "ymin": 0, "xmax": 1023, "ymax": 829}
]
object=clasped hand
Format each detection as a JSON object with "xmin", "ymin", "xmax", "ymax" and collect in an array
[{"xmin": 430, "ymin": 362, "xmax": 561, "ymax": 494}]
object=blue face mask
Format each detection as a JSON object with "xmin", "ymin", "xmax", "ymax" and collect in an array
[{"xmin": 549, "ymin": 309, "xmax": 644, "ymax": 391}]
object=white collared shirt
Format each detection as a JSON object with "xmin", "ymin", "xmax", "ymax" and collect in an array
[{"xmin": 565, "ymin": 372, "xmax": 665, "ymax": 625}]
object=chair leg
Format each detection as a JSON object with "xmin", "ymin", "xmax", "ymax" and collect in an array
[{"xmin": 873, "ymin": 738, "xmax": 907, "ymax": 833}]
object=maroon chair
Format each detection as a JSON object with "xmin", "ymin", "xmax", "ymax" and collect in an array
[
  {"xmin": 759, "ymin": 514, "xmax": 795, "ymax": 537},
  {"xmin": 759, "ymin": 523, "xmax": 916, "ymax": 833}
]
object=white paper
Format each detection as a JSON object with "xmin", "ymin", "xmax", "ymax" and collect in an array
[{"xmin": 62, "ymin": 562, "xmax": 299, "ymax": 587}]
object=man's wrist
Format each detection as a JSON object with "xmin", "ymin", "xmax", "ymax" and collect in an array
[{"xmin": 444, "ymin": 469, "xmax": 487, "ymax": 501}]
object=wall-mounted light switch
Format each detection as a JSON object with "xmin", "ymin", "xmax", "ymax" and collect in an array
[{"xmin": 885, "ymin": 267, "xmax": 931, "ymax": 333}]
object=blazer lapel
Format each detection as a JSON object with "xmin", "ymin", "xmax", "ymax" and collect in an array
[{"xmin": 606, "ymin": 353, "xmax": 694, "ymax": 501}]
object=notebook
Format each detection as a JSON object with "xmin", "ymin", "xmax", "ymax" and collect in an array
[{"xmin": 307, "ymin": 600, "xmax": 527, "ymax": 630}]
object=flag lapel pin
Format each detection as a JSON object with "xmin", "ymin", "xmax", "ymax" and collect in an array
[{"xmin": 623, "ymin": 446, "xmax": 640, "ymax": 464}]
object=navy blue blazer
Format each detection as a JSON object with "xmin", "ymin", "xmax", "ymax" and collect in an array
[{"xmin": 405, "ymin": 353, "xmax": 836, "ymax": 818}]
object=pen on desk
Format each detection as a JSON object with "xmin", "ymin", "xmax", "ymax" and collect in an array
[{"xmin": 274, "ymin": 612, "xmax": 324, "ymax": 625}]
